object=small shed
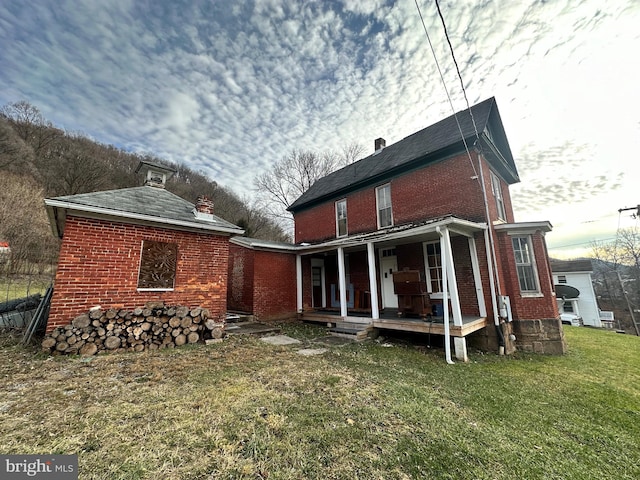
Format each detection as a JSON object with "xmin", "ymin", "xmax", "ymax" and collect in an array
[{"xmin": 44, "ymin": 161, "xmax": 244, "ymax": 333}]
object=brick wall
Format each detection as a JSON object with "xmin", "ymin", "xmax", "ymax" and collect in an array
[
  {"xmin": 252, "ymin": 250, "xmax": 297, "ymax": 320},
  {"xmin": 47, "ymin": 216, "xmax": 230, "ymax": 333},
  {"xmin": 293, "ymin": 153, "xmax": 515, "ymax": 243},
  {"xmin": 228, "ymin": 243, "xmax": 255, "ymax": 313},
  {"xmin": 496, "ymin": 230, "xmax": 558, "ymax": 320},
  {"xmin": 227, "ymin": 244, "xmax": 297, "ymax": 320}
]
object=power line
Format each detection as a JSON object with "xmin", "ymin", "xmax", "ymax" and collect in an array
[
  {"xmin": 433, "ymin": 0, "xmax": 481, "ymax": 142},
  {"xmin": 413, "ymin": 0, "xmax": 478, "ymax": 179}
]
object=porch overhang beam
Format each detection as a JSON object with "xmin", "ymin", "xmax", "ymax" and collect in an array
[{"xmin": 294, "ymin": 217, "xmax": 487, "ymax": 256}]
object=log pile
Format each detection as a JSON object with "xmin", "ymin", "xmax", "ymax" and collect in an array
[{"xmin": 41, "ymin": 302, "xmax": 225, "ymax": 355}]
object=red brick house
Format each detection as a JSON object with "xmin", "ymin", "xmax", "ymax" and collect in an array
[
  {"xmin": 230, "ymin": 97, "xmax": 565, "ymax": 360},
  {"xmin": 44, "ymin": 161, "xmax": 244, "ymax": 334}
]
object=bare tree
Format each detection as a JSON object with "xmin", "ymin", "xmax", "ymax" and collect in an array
[
  {"xmin": 590, "ymin": 228, "xmax": 640, "ymax": 334},
  {"xmin": 0, "ymin": 172, "xmax": 59, "ymax": 273},
  {"xmin": 0, "ymin": 117, "xmax": 34, "ymax": 170},
  {"xmin": 254, "ymin": 145, "xmax": 364, "ymax": 229},
  {"xmin": 340, "ymin": 142, "xmax": 366, "ymax": 166},
  {"xmin": 41, "ymin": 135, "xmax": 107, "ymax": 196},
  {"xmin": 1, "ymin": 100, "xmax": 61, "ymax": 156}
]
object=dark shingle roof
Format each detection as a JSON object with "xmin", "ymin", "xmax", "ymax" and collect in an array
[
  {"xmin": 288, "ymin": 97, "xmax": 518, "ymax": 212},
  {"xmin": 46, "ymin": 186, "xmax": 242, "ymax": 234},
  {"xmin": 550, "ymin": 259, "xmax": 594, "ymax": 273}
]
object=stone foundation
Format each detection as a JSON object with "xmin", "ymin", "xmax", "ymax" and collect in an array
[{"xmin": 511, "ymin": 318, "xmax": 567, "ymax": 354}]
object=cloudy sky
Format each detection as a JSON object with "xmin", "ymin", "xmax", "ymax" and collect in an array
[{"xmin": 1, "ymin": 0, "xmax": 639, "ymax": 258}]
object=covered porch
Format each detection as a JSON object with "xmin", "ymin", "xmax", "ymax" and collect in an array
[{"xmin": 295, "ymin": 216, "xmax": 497, "ymax": 362}]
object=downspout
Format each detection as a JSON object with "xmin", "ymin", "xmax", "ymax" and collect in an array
[
  {"xmin": 476, "ymin": 151, "xmax": 506, "ymax": 354},
  {"xmin": 436, "ymin": 226, "xmax": 455, "ymax": 364}
]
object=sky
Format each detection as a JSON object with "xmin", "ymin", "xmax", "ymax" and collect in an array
[{"xmin": 1, "ymin": 0, "xmax": 639, "ymax": 259}]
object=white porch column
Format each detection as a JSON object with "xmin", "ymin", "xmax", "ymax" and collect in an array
[
  {"xmin": 366, "ymin": 242, "xmax": 379, "ymax": 320},
  {"xmin": 440, "ymin": 226, "xmax": 467, "ymax": 362},
  {"xmin": 441, "ymin": 227, "xmax": 463, "ymax": 327},
  {"xmin": 468, "ymin": 236, "xmax": 487, "ymax": 317},
  {"xmin": 296, "ymin": 254, "xmax": 303, "ymax": 313},
  {"xmin": 337, "ymin": 247, "xmax": 348, "ymax": 318}
]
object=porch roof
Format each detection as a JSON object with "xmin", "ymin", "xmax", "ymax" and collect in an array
[{"xmin": 296, "ymin": 215, "xmax": 486, "ymax": 254}]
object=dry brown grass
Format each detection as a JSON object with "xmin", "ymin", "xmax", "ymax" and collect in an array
[{"xmin": 1, "ymin": 324, "xmax": 639, "ymax": 479}]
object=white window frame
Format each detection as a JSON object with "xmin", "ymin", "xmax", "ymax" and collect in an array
[
  {"xmin": 512, "ymin": 235, "xmax": 541, "ymax": 295},
  {"xmin": 422, "ymin": 241, "xmax": 444, "ymax": 299},
  {"xmin": 376, "ymin": 183, "xmax": 393, "ymax": 229},
  {"xmin": 490, "ymin": 171, "xmax": 506, "ymax": 221},
  {"xmin": 335, "ymin": 199, "xmax": 347, "ymax": 238}
]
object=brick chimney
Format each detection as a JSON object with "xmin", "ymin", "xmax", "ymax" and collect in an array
[
  {"xmin": 195, "ymin": 195, "xmax": 215, "ymax": 214},
  {"xmin": 375, "ymin": 137, "xmax": 386, "ymax": 152}
]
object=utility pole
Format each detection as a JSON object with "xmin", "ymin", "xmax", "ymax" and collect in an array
[
  {"xmin": 616, "ymin": 204, "xmax": 640, "ymax": 335},
  {"xmin": 618, "ymin": 205, "xmax": 640, "ymax": 217}
]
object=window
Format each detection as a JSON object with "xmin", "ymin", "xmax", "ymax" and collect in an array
[
  {"xmin": 490, "ymin": 171, "xmax": 506, "ymax": 221},
  {"xmin": 557, "ymin": 275, "xmax": 567, "ymax": 284},
  {"xmin": 423, "ymin": 241, "xmax": 442, "ymax": 294},
  {"xmin": 376, "ymin": 183, "xmax": 393, "ymax": 228},
  {"xmin": 512, "ymin": 236, "xmax": 539, "ymax": 293},
  {"xmin": 336, "ymin": 199, "xmax": 347, "ymax": 237},
  {"xmin": 138, "ymin": 240, "xmax": 177, "ymax": 290}
]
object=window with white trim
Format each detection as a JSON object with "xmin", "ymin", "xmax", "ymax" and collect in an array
[
  {"xmin": 512, "ymin": 236, "xmax": 539, "ymax": 293},
  {"xmin": 557, "ymin": 275, "xmax": 567, "ymax": 284},
  {"xmin": 336, "ymin": 199, "xmax": 347, "ymax": 237},
  {"xmin": 423, "ymin": 241, "xmax": 442, "ymax": 294},
  {"xmin": 490, "ymin": 171, "xmax": 506, "ymax": 221},
  {"xmin": 376, "ymin": 183, "xmax": 393, "ymax": 228}
]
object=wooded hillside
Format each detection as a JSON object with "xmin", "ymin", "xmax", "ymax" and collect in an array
[{"xmin": 0, "ymin": 101, "xmax": 288, "ymax": 274}]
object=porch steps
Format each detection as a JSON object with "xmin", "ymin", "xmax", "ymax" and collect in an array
[
  {"xmin": 328, "ymin": 321, "xmax": 372, "ymax": 341},
  {"xmin": 226, "ymin": 312, "xmax": 255, "ymax": 323}
]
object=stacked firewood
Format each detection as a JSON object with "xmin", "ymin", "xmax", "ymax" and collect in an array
[{"xmin": 41, "ymin": 302, "xmax": 225, "ymax": 355}]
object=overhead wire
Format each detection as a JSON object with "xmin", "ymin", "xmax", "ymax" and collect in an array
[
  {"xmin": 433, "ymin": 0, "xmax": 481, "ymax": 143},
  {"xmin": 413, "ymin": 0, "xmax": 478, "ymax": 179}
]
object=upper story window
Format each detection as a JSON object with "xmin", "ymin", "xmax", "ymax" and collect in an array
[
  {"xmin": 376, "ymin": 183, "xmax": 393, "ymax": 228},
  {"xmin": 557, "ymin": 275, "xmax": 567, "ymax": 284},
  {"xmin": 423, "ymin": 241, "xmax": 442, "ymax": 295},
  {"xmin": 336, "ymin": 199, "xmax": 347, "ymax": 237},
  {"xmin": 512, "ymin": 236, "xmax": 540, "ymax": 293},
  {"xmin": 138, "ymin": 240, "xmax": 177, "ymax": 290},
  {"xmin": 490, "ymin": 171, "xmax": 506, "ymax": 221}
]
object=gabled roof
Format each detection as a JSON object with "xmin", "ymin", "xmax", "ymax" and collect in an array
[
  {"xmin": 288, "ymin": 97, "xmax": 519, "ymax": 213},
  {"xmin": 45, "ymin": 186, "xmax": 244, "ymax": 238},
  {"xmin": 550, "ymin": 259, "xmax": 594, "ymax": 274}
]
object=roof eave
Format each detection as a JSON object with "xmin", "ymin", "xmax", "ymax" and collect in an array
[
  {"xmin": 289, "ymin": 142, "xmax": 474, "ymax": 214},
  {"xmin": 44, "ymin": 199, "xmax": 245, "ymax": 236}
]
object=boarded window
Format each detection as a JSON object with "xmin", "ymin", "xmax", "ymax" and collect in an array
[{"xmin": 138, "ymin": 240, "xmax": 177, "ymax": 289}]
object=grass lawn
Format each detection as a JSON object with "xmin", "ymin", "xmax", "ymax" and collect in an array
[
  {"xmin": 1, "ymin": 325, "xmax": 638, "ymax": 479},
  {"xmin": 0, "ymin": 275, "xmax": 52, "ymax": 303}
]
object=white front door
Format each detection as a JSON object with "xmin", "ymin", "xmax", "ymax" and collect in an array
[{"xmin": 380, "ymin": 250, "xmax": 398, "ymax": 309}]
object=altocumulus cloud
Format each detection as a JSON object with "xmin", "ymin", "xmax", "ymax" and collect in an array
[{"xmin": 0, "ymin": 0, "xmax": 639, "ymax": 250}]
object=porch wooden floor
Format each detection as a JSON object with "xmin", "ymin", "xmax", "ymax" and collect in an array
[{"xmin": 301, "ymin": 310, "xmax": 488, "ymax": 338}]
